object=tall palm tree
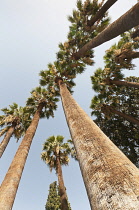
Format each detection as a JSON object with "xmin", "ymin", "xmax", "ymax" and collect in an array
[
  {"xmin": 41, "ymin": 135, "xmax": 75, "ymax": 210},
  {"xmin": 73, "ymin": 2, "xmax": 139, "ymax": 59},
  {"xmin": 0, "ymin": 103, "xmax": 31, "ymax": 158},
  {"xmin": 0, "ymin": 87, "xmax": 59, "ymax": 210},
  {"xmin": 40, "ymin": 71, "xmax": 139, "ymax": 209}
]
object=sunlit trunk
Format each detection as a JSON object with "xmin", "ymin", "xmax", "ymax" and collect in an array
[
  {"xmin": 74, "ymin": 3, "xmax": 139, "ymax": 59},
  {"xmin": 0, "ymin": 104, "xmax": 43, "ymax": 210},
  {"xmin": 58, "ymin": 80, "xmax": 139, "ymax": 209},
  {"xmin": 0, "ymin": 126, "xmax": 15, "ymax": 158}
]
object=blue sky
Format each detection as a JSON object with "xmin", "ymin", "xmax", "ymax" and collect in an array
[{"xmin": 0, "ymin": 0, "xmax": 138, "ymax": 210}]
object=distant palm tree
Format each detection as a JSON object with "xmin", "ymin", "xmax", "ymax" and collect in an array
[
  {"xmin": 0, "ymin": 103, "xmax": 31, "ymax": 158},
  {"xmin": 0, "ymin": 87, "xmax": 59, "ymax": 210},
  {"xmin": 41, "ymin": 135, "xmax": 75, "ymax": 210}
]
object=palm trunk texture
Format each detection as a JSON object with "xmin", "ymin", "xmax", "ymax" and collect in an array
[
  {"xmin": 106, "ymin": 79, "xmax": 139, "ymax": 88},
  {"xmin": 0, "ymin": 126, "xmax": 15, "ymax": 158},
  {"xmin": 74, "ymin": 2, "xmax": 139, "ymax": 59},
  {"xmin": 56, "ymin": 155, "xmax": 69, "ymax": 210},
  {"xmin": 103, "ymin": 105, "xmax": 139, "ymax": 126},
  {"xmin": 0, "ymin": 104, "xmax": 43, "ymax": 210},
  {"xmin": 58, "ymin": 81, "xmax": 139, "ymax": 209}
]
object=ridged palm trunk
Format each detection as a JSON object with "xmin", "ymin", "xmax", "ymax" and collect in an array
[
  {"xmin": 74, "ymin": 2, "xmax": 139, "ymax": 59},
  {"xmin": 105, "ymin": 78, "xmax": 139, "ymax": 88},
  {"xmin": 102, "ymin": 104, "xmax": 139, "ymax": 126},
  {"xmin": 56, "ymin": 154, "xmax": 69, "ymax": 210},
  {"xmin": 58, "ymin": 80, "xmax": 139, "ymax": 209},
  {"xmin": 0, "ymin": 126, "xmax": 15, "ymax": 158},
  {"xmin": 0, "ymin": 103, "xmax": 43, "ymax": 210}
]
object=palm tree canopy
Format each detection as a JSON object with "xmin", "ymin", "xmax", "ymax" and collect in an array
[
  {"xmin": 26, "ymin": 86, "xmax": 59, "ymax": 119},
  {"xmin": 41, "ymin": 135, "xmax": 76, "ymax": 172},
  {"xmin": 0, "ymin": 103, "xmax": 31, "ymax": 140}
]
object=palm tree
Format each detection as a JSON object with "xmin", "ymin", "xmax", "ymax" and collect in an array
[
  {"xmin": 56, "ymin": 78, "xmax": 139, "ymax": 209},
  {"xmin": 73, "ymin": 2, "xmax": 139, "ymax": 59},
  {"xmin": 0, "ymin": 87, "xmax": 59, "ymax": 210},
  {"xmin": 0, "ymin": 103, "xmax": 31, "ymax": 158},
  {"xmin": 41, "ymin": 135, "xmax": 75, "ymax": 210},
  {"xmin": 40, "ymin": 70, "xmax": 139, "ymax": 209}
]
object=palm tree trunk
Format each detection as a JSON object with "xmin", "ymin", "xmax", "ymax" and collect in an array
[
  {"xmin": 0, "ymin": 126, "xmax": 15, "ymax": 158},
  {"xmin": 0, "ymin": 103, "xmax": 43, "ymax": 210},
  {"xmin": 58, "ymin": 80, "xmax": 139, "ymax": 209},
  {"xmin": 102, "ymin": 104, "xmax": 139, "ymax": 126},
  {"xmin": 73, "ymin": 2, "xmax": 139, "ymax": 59},
  {"xmin": 87, "ymin": 0, "xmax": 117, "ymax": 27},
  {"xmin": 56, "ymin": 155, "xmax": 69, "ymax": 210},
  {"xmin": 105, "ymin": 78, "xmax": 139, "ymax": 88}
]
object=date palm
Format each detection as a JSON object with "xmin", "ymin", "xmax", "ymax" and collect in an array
[
  {"xmin": 40, "ymin": 69, "xmax": 139, "ymax": 209},
  {"xmin": 0, "ymin": 103, "xmax": 31, "ymax": 158},
  {"xmin": 0, "ymin": 87, "xmax": 59, "ymax": 210},
  {"xmin": 41, "ymin": 135, "xmax": 75, "ymax": 210}
]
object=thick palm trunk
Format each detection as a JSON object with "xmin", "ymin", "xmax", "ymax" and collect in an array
[
  {"xmin": 0, "ymin": 104, "xmax": 43, "ymax": 210},
  {"xmin": 56, "ymin": 155, "xmax": 69, "ymax": 210},
  {"xmin": 0, "ymin": 126, "xmax": 15, "ymax": 158},
  {"xmin": 102, "ymin": 104, "xmax": 139, "ymax": 126},
  {"xmin": 73, "ymin": 3, "xmax": 139, "ymax": 59},
  {"xmin": 87, "ymin": 0, "xmax": 117, "ymax": 27},
  {"xmin": 105, "ymin": 78, "xmax": 139, "ymax": 88},
  {"xmin": 58, "ymin": 80, "xmax": 139, "ymax": 209}
]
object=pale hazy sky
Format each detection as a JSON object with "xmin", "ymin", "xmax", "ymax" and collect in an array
[{"xmin": 0, "ymin": 1, "xmax": 138, "ymax": 210}]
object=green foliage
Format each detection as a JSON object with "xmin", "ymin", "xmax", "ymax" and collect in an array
[
  {"xmin": 38, "ymin": 1, "xmax": 111, "ymax": 97},
  {"xmin": 0, "ymin": 103, "xmax": 31, "ymax": 140},
  {"xmin": 90, "ymin": 76, "xmax": 139, "ymax": 167},
  {"xmin": 45, "ymin": 181, "xmax": 61, "ymax": 210},
  {"xmin": 26, "ymin": 87, "xmax": 59, "ymax": 119},
  {"xmin": 45, "ymin": 181, "xmax": 71, "ymax": 210},
  {"xmin": 104, "ymin": 30, "xmax": 139, "ymax": 70},
  {"xmin": 41, "ymin": 135, "xmax": 77, "ymax": 172}
]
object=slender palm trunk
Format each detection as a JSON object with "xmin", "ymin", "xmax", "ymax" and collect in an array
[
  {"xmin": 87, "ymin": 0, "xmax": 117, "ymax": 27},
  {"xmin": 56, "ymin": 155, "xmax": 69, "ymax": 210},
  {"xmin": 105, "ymin": 78, "xmax": 139, "ymax": 88},
  {"xmin": 58, "ymin": 80, "xmax": 139, "ymax": 209},
  {"xmin": 0, "ymin": 104, "xmax": 43, "ymax": 210},
  {"xmin": 73, "ymin": 3, "xmax": 139, "ymax": 59},
  {"xmin": 102, "ymin": 104, "xmax": 139, "ymax": 126},
  {"xmin": 0, "ymin": 126, "xmax": 15, "ymax": 158}
]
